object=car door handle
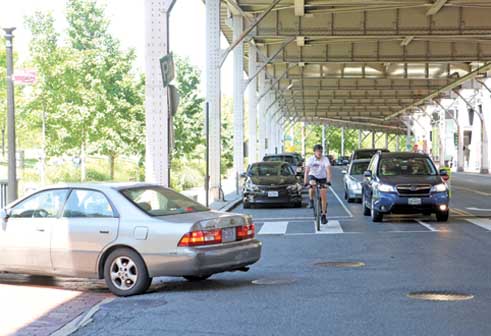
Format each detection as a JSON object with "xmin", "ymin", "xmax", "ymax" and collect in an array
[
  {"xmin": 36, "ymin": 228, "xmax": 45, "ymax": 232},
  {"xmin": 99, "ymin": 230, "xmax": 110, "ymax": 234}
]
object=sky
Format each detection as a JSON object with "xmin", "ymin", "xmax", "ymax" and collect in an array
[{"xmin": 0, "ymin": 0, "xmax": 234, "ymax": 95}]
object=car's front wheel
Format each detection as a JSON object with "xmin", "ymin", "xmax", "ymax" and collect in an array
[
  {"xmin": 104, "ymin": 248, "xmax": 150, "ymax": 297},
  {"xmin": 436, "ymin": 210, "xmax": 449, "ymax": 222}
]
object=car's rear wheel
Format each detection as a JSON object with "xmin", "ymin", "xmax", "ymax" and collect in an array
[
  {"xmin": 371, "ymin": 201, "xmax": 383, "ymax": 222},
  {"xmin": 104, "ymin": 248, "xmax": 150, "ymax": 297},
  {"xmin": 436, "ymin": 210, "xmax": 449, "ymax": 222},
  {"xmin": 362, "ymin": 194, "xmax": 371, "ymax": 216},
  {"xmin": 183, "ymin": 275, "xmax": 212, "ymax": 282}
]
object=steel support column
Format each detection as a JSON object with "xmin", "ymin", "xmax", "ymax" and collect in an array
[
  {"xmin": 358, "ymin": 129, "xmax": 362, "ymax": 149},
  {"xmin": 385, "ymin": 133, "xmax": 389, "ymax": 149},
  {"xmin": 396, "ymin": 134, "xmax": 400, "ymax": 151},
  {"xmin": 247, "ymin": 42, "xmax": 257, "ymax": 163},
  {"xmin": 322, "ymin": 125, "xmax": 326, "ymax": 153},
  {"xmin": 258, "ymin": 72, "xmax": 267, "ymax": 159},
  {"xmin": 206, "ymin": 0, "xmax": 222, "ymax": 200},
  {"xmin": 301, "ymin": 122, "xmax": 306, "ymax": 157},
  {"xmin": 232, "ymin": 15, "xmax": 244, "ymax": 185},
  {"xmin": 144, "ymin": 0, "xmax": 172, "ymax": 187},
  {"xmin": 341, "ymin": 127, "xmax": 345, "ymax": 157},
  {"xmin": 371, "ymin": 131, "xmax": 376, "ymax": 149}
]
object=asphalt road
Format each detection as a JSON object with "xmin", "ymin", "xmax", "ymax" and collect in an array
[{"xmin": 4, "ymin": 167, "xmax": 491, "ymax": 336}]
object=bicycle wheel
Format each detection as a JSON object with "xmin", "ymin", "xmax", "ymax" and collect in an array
[{"xmin": 314, "ymin": 194, "xmax": 321, "ymax": 231}]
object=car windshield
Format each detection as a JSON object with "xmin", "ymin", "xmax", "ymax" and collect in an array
[
  {"xmin": 350, "ymin": 161, "xmax": 370, "ymax": 175},
  {"xmin": 249, "ymin": 164, "xmax": 286, "ymax": 176},
  {"xmin": 264, "ymin": 156, "xmax": 296, "ymax": 164},
  {"xmin": 120, "ymin": 186, "xmax": 208, "ymax": 216},
  {"xmin": 378, "ymin": 157, "xmax": 437, "ymax": 176}
]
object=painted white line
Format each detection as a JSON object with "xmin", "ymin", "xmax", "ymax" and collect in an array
[
  {"xmin": 258, "ymin": 221, "xmax": 288, "ymax": 235},
  {"xmin": 465, "ymin": 218, "xmax": 491, "ymax": 231},
  {"xmin": 415, "ymin": 219, "xmax": 443, "ymax": 232},
  {"xmin": 329, "ymin": 186, "xmax": 353, "ymax": 218},
  {"xmin": 316, "ymin": 220, "xmax": 344, "ymax": 234},
  {"xmin": 254, "ymin": 216, "xmax": 352, "ymax": 222},
  {"xmin": 466, "ymin": 207, "xmax": 491, "ymax": 212}
]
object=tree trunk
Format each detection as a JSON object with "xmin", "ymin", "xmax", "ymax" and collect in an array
[{"xmin": 109, "ymin": 155, "xmax": 115, "ymax": 180}]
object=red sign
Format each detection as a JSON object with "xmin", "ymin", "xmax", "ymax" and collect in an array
[{"xmin": 13, "ymin": 70, "xmax": 37, "ymax": 84}]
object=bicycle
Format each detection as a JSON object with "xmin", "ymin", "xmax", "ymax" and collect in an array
[{"xmin": 306, "ymin": 180, "xmax": 331, "ymax": 231}]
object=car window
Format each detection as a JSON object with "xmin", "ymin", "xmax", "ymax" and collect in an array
[
  {"xmin": 264, "ymin": 156, "xmax": 296, "ymax": 164},
  {"xmin": 378, "ymin": 157, "xmax": 437, "ymax": 176},
  {"xmin": 249, "ymin": 164, "xmax": 281, "ymax": 176},
  {"xmin": 10, "ymin": 189, "xmax": 69, "ymax": 218},
  {"xmin": 63, "ymin": 189, "xmax": 115, "ymax": 218},
  {"xmin": 350, "ymin": 161, "xmax": 370, "ymax": 175},
  {"xmin": 121, "ymin": 186, "xmax": 208, "ymax": 217}
]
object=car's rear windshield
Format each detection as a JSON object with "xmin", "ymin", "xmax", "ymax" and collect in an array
[
  {"xmin": 249, "ymin": 164, "xmax": 285, "ymax": 176},
  {"xmin": 350, "ymin": 161, "xmax": 370, "ymax": 175},
  {"xmin": 378, "ymin": 157, "xmax": 437, "ymax": 176},
  {"xmin": 264, "ymin": 155, "xmax": 296, "ymax": 164},
  {"xmin": 353, "ymin": 150, "xmax": 378, "ymax": 159},
  {"xmin": 120, "ymin": 186, "xmax": 208, "ymax": 216}
]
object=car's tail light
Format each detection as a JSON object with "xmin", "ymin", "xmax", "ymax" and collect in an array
[
  {"xmin": 178, "ymin": 229, "xmax": 222, "ymax": 247},
  {"xmin": 237, "ymin": 224, "xmax": 255, "ymax": 240}
]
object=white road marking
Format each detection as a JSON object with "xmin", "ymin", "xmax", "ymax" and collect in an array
[
  {"xmin": 465, "ymin": 218, "xmax": 491, "ymax": 231},
  {"xmin": 466, "ymin": 207, "xmax": 491, "ymax": 212},
  {"xmin": 316, "ymin": 220, "xmax": 344, "ymax": 234},
  {"xmin": 415, "ymin": 219, "xmax": 444, "ymax": 232},
  {"xmin": 329, "ymin": 186, "xmax": 353, "ymax": 218},
  {"xmin": 254, "ymin": 216, "xmax": 352, "ymax": 222},
  {"xmin": 258, "ymin": 221, "xmax": 288, "ymax": 235}
]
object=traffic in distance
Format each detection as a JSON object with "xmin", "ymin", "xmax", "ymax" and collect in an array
[{"xmin": 0, "ymin": 147, "xmax": 449, "ymax": 296}]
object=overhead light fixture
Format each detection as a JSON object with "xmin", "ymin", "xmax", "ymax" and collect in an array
[
  {"xmin": 287, "ymin": 82, "xmax": 294, "ymax": 90},
  {"xmin": 296, "ymin": 36, "xmax": 305, "ymax": 47}
]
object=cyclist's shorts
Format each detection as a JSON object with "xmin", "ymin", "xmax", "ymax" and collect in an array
[{"xmin": 308, "ymin": 175, "xmax": 328, "ymax": 188}]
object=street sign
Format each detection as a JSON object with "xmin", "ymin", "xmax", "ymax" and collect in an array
[
  {"xmin": 13, "ymin": 69, "xmax": 37, "ymax": 84},
  {"xmin": 160, "ymin": 53, "xmax": 174, "ymax": 88},
  {"xmin": 168, "ymin": 84, "xmax": 180, "ymax": 116}
]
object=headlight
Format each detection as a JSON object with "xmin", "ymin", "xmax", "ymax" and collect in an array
[
  {"xmin": 245, "ymin": 180, "xmax": 259, "ymax": 191},
  {"xmin": 431, "ymin": 183, "xmax": 447, "ymax": 192},
  {"xmin": 287, "ymin": 183, "xmax": 301, "ymax": 192},
  {"xmin": 377, "ymin": 183, "xmax": 396, "ymax": 192}
]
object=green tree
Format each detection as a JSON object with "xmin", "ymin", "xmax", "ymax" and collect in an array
[{"xmin": 172, "ymin": 56, "xmax": 205, "ymax": 159}]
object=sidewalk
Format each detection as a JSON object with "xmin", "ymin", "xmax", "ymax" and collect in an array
[{"xmin": 181, "ymin": 176, "xmax": 242, "ymax": 212}]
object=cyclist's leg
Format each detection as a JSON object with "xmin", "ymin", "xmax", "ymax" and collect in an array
[
  {"xmin": 307, "ymin": 175, "xmax": 316, "ymax": 207},
  {"xmin": 319, "ymin": 179, "xmax": 328, "ymax": 215}
]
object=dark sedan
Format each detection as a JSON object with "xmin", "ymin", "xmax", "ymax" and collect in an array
[
  {"xmin": 241, "ymin": 161, "xmax": 302, "ymax": 208},
  {"xmin": 362, "ymin": 152, "xmax": 450, "ymax": 222}
]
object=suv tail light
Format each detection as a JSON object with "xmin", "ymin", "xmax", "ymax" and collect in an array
[{"xmin": 237, "ymin": 224, "xmax": 255, "ymax": 240}]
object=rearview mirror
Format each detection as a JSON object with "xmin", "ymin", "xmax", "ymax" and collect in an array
[
  {"xmin": 439, "ymin": 170, "xmax": 449, "ymax": 181},
  {"xmin": 363, "ymin": 170, "xmax": 372, "ymax": 178}
]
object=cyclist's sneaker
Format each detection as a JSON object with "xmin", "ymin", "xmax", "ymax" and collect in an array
[
  {"xmin": 307, "ymin": 199, "xmax": 314, "ymax": 208},
  {"xmin": 321, "ymin": 214, "xmax": 328, "ymax": 224}
]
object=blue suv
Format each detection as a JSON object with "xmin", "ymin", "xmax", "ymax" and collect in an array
[{"xmin": 362, "ymin": 152, "xmax": 450, "ymax": 222}]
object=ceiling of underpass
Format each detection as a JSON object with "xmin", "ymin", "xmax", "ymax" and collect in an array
[{"xmin": 219, "ymin": 0, "xmax": 491, "ymax": 132}]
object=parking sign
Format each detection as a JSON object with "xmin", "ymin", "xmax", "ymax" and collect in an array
[{"xmin": 160, "ymin": 53, "xmax": 174, "ymax": 88}]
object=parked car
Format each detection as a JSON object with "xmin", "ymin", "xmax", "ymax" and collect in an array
[
  {"xmin": 0, "ymin": 183, "xmax": 261, "ymax": 296},
  {"xmin": 336, "ymin": 156, "xmax": 350, "ymax": 166},
  {"xmin": 351, "ymin": 148, "xmax": 389, "ymax": 161},
  {"xmin": 242, "ymin": 161, "xmax": 302, "ymax": 208},
  {"xmin": 362, "ymin": 152, "xmax": 449, "ymax": 222},
  {"xmin": 263, "ymin": 153, "xmax": 303, "ymax": 176},
  {"xmin": 342, "ymin": 159, "xmax": 371, "ymax": 202}
]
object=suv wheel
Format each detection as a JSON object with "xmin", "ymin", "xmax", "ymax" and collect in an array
[
  {"xmin": 436, "ymin": 210, "xmax": 449, "ymax": 222},
  {"xmin": 371, "ymin": 200, "xmax": 383, "ymax": 222},
  {"xmin": 362, "ymin": 194, "xmax": 371, "ymax": 216}
]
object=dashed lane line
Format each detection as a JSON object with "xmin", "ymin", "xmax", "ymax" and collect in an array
[
  {"xmin": 316, "ymin": 220, "xmax": 344, "ymax": 234},
  {"xmin": 257, "ymin": 221, "xmax": 288, "ymax": 235},
  {"xmin": 465, "ymin": 218, "xmax": 491, "ymax": 231}
]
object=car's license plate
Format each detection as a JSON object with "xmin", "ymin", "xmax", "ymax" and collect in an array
[
  {"xmin": 408, "ymin": 198, "xmax": 422, "ymax": 205},
  {"xmin": 267, "ymin": 191, "xmax": 279, "ymax": 197},
  {"xmin": 222, "ymin": 227, "xmax": 236, "ymax": 242}
]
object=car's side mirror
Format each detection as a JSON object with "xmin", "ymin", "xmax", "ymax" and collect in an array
[
  {"xmin": 363, "ymin": 170, "xmax": 372, "ymax": 178},
  {"xmin": 0, "ymin": 208, "xmax": 10, "ymax": 221},
  {"xmin": 240, "ymin": 172, "xmax": 248, "ymax": 178},
  {"xmin": 341, "ymin": 170, "xmax": 347, "ymax": 174}
]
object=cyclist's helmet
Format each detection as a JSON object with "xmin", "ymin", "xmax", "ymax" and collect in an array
[{"xmin": 313, "ymin": 144, "xmax": 323, "ymax": 152}]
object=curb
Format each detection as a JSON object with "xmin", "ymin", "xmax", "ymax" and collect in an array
[
  {"xmin": 50, "ymin": 297, "xmax": 114, "ymax": 336},
  {"xmin": 219, "ymin": 197, "xmax": 242, "ymax": 212}
]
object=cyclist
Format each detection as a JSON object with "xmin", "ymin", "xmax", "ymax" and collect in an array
[{"xmin": 304, "ymin": 144, "xmax": 332, "ymax": 224}]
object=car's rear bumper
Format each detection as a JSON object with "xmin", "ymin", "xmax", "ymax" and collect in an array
[
  {"xmin": 347, "ymin": 188, "xmax": 362, "ymax": 199},
  {"xmin": 144, "ymin": 239, "xmax": 262, "ymax": 277},
  {"xmin": 373, "ymin": 192, "xmax": 449, "ymax": 214}
]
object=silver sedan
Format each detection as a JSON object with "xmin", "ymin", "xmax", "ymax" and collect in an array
[
  {"xmin": 343, "ymin": 159, "xmax": 371, "ymax": 203},
  {"xmin": 0, "ymin": 183, "xmax": 261, "ymax": 296}
]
